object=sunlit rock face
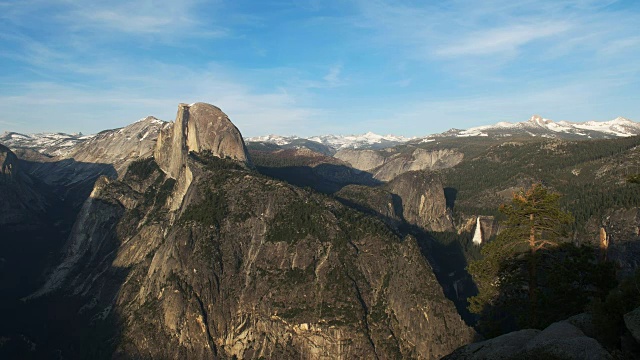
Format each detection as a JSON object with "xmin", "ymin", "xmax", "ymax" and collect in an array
[
  {"xmin": 155, "ymin": 102, "xmax": 251, "ymax": 179},
  {"xmin": 335, "ymin": 147, "xmax": 464, "ymax": 182}
]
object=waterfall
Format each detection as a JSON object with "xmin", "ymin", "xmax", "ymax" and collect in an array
[{"xmin": 472, "ymin": 216, "xmax": 483, "ymax": 245}]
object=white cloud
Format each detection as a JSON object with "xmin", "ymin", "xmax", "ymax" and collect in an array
[
  {"xmin": 1, "ymin": 0, "xmax": 227, "ymax": 40},
  {"xmin": 323, "ymin": 64, "xmax": 343, "ymax": 87},
  {"xmin": 435, "ymin": 23, "xmax": 571, "ymax": 57}
]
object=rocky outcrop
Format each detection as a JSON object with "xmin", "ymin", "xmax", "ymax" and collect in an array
[
  {"xmin": 12, "ymin": 117, "xmax": 164, "ymax": 210},
  {"xmin": 444, "ymin": 320, "xmax": 612, "ymax": 360},
  {"xmin": 154, "ymin": 103, "xmax": 251, "ymax": 211},
  {"xmin": 335, "ymin": 147, "xmax": 463, "ymax": 182},
  {"xmin": 585, "ymin": 207, "xmax": 640, "ymax": 277},
  {"xmin": 26, "ymin": 176, "xmax": 125, "ymax": 298},
  {"xmin": 624, "ymin": 306, "xmax": 640, "ymax": 343},
  {"xmin": 386, "ymin": 171, "xmax": 454, "ymax": 232},
  {"xmin": 155, "ymin": 103, "xmax": 250, "ymax": 179}
]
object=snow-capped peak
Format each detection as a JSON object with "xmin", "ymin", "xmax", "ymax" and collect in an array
[
  {"xmin": 430, "ymin": 115, "xmax": 639, "ymax": 140},
  {"xmin": 611, "ymin": 116, "xmax": 632, "ymax": 124},
  {"xmin": 246, "ymin": 134, "xmax": 301, "ymax": 146},
  {"xmin": 528, "ymin": 115, "xmax": 553, "ymax": 126}
]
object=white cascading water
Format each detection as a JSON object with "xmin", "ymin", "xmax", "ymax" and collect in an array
[{"xmin": 472, "ymin": 216, "xmax": 483, "ymax": 245}]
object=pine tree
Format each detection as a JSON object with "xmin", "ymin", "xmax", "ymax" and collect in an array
[{"xmin": 468, "ymin": 183, "xmax": 573, "ymax": 330}]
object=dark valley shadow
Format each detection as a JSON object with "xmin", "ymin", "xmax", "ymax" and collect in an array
[
  {"xmin": 0, "ymin": 157, "xmax": 121, "ymax": 359},
  {"xmin": 256, "ymin": 163, "xmax": 382, "ymax": 194}
]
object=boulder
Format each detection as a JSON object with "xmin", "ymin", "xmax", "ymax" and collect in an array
[
  {"xmin": 525, "ymin": 321, "xmax": 611, "ymax": 360},
  {"xmin": 624, "ymin": 306, "xmax": 640, "ymax": 343},
  {"xmin": 443, "ymin": 329, "xmax": 539, "ymax": 359},
  {"xmin": 444, "ymin": 321, "xmax": 612, "ymax": 360}
]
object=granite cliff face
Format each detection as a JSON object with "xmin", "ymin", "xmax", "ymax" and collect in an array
[
  {"xmin": 154, "ymin": 103, "xmax": 251, "ymax": 211},
  {"xmin": 27, "ymin": 103, "xmax": 474, "ymax": 359},
  {"xmin": 335, "ymin": 147, "xmax": 463, "ymax": 182},
  {"xmin": 155, "ymin": 102, "xmax": 250, "ymax": 179},
  {"xmin": 386, "ymin": 171, "xmax": 454, "ymax": 232}
]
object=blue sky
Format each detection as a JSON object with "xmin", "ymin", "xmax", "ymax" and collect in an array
[{"xmin": 1, "ymin": 0, "xmax": 639, "ymax": 137}]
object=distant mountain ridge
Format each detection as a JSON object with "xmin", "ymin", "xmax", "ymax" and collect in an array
[
  {"xmin": 0, "ymin": 131, "xmax": 94, "ymax": 157},
  {"xmin": 0, "ymin": 116, "xmax": 166, "ymax": 157},
  {"xmin": 4, "ymin": 115, "xmax": 638, "ymax": 156},
  {"xmin": 247, "ymin": 115, "xmax": 640, "ymax": 151},
  {"xmin": 424, "ymin": 115, "xmax": 640, "ymax": 141},
  {"xmin": 247, "ymin": 131, "xmax": 415, "ymax": 151}
]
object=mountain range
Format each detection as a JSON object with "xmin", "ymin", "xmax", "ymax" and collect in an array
[
  {"xmin": 247, "ymin": 115, "xmax": 640, "ymax": 151},
  {"xmin": 5, "ymin": 115, "xmax": 637, "ymax": 157}
]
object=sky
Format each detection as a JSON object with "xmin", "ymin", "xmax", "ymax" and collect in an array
[{"xmin": 0, "ymin": 0, "xmax": 639, "ymax": 137}]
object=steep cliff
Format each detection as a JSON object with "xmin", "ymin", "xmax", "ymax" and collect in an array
[
  {"xmin": 585, "ymin": 207, "xmax": 640, "ymax": 277},
  {"xmin": 334, "ymin": 149, "xmax": 386, "ymax": 172},
  {"xmin": 335, "ymin": 147, "xmax": 463, "ymax": 182},
  {"xmin": 29, "ymin": 103, "xmax": 474, "ymax": 359},
  {"xmin": 155, "ymin": 102, "xmax": 250, "ymax": 179},
  {"xmin": 154, "ymin": 103, "xmax": 251, "ymax": 211},
  {"xmin": 386, "ymin": 171, "xmax": 454, "ymax": 232}
]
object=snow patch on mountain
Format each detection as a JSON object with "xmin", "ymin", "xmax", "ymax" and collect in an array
[
  {"xmin": 247, "ymin": 131, "xmax": 415, "ymax": 150},
  {"xmin": 423, "ymin": 115, "xmax": 640, "ymax": 140},
  {"xmin": 1, "ymin": 116, "xmax": 166, "ymax": 157},
  {"xmin": 0, "ymin": 131, "xmax": 95, "ymax": 157},
  {"xmin": 247, "ymin": 134, "xmax": 301, "ymax": 146}
]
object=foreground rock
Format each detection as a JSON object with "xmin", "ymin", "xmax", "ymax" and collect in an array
[
  {"xmin": 444, "ymin": 320, "xmax": 611, "ymax": 360},
  {"xmin": 625, "ymin": 306, "xmax": 640, "ymax": 343}
]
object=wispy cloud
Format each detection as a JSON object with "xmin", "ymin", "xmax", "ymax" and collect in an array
[
  {"xmin": 435, "ymin": 23, "xmax": 571, "ymax": 57},
  {"xmin": 352, "ymin": 0, "xmax": 634, "ymax": 63},
  {"xmin": 64, "ymin": 0, "xmax": 227, "ymax": 38},
  {"xmin": 323, "ymin": 64, "xmax": 344, "ymax": 87}
]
